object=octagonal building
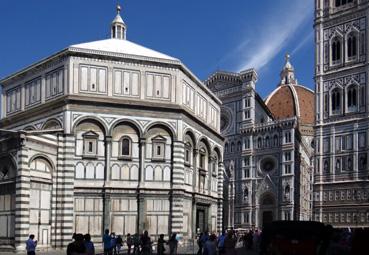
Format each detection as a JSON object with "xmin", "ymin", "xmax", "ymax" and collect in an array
[{"xmin": 0, "ymin": 6, "xmax": 223, "ymax": 250}]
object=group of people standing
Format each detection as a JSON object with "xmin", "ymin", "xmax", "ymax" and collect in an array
[
  {"xmin": 103, "ymin": 229, "xmax": 179, "ymax": 255},
  {"xmin": 197, "ymin": 229, "xmax": 261, "ymax": 255}
]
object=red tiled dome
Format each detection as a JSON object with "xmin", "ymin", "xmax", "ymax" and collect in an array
[{"xmin": 265, "ymin": 84, "xmax": 315, "ymax": 125}]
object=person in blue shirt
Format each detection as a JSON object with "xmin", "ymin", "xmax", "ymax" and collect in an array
[
  {"xmin": 217, "ymin": 230, "xmax": 226, "ymax": 254},
  {"xmin": 26, "ymin": 234, "xmax": 37, "ymax": 255},
  {"xmin": 84, "ymin": 234, "xmax": 95, "ymax": 255},
  {"xmin": 103, "ymin": 229, "xmax": 112, "ymax": 255}
]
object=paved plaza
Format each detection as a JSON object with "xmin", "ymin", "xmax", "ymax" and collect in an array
[{"xmin": 0, "ymin": 242, "xmax": 258, "ymax": 255}]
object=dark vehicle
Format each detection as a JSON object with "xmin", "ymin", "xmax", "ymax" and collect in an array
[{"xmin": 259, "ymin": 221, "xmax": 331, "ymax": 255}]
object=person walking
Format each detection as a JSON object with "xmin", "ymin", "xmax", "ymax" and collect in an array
[
  {"xmin": 84, "ymin": 234, "xmax": 95, "ymax": 255},
  {"xmin": 168, "ymin": 233, "xmax": 178, "ymax": 255},
  {"xmin": 203, "ymin": 234, "xmax": 217, "ymax": 255},
  {"xmin": 26, "ymin": 234, "xmax": 37, "ymax": 255},
  {"xmin": 126, "ymin": 233, "xmax": 133, "ymax": 255},
  {"xmin": 140, "ymin": 231, "xmax": 152, "ymax": 255},
  {"xmin": 116, "ymin": 235, "xmax": 123, "ymax": 255},
  {"xmin": 103, "ymin": 229, "xmax": 112, "ymax": 255},
  {"xmin": 157, "ymin": 234, "xmax": 167, "ymax": 255}
]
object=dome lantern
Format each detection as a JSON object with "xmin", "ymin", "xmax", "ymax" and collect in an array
[
  {"xmin": 280, "ymin": 53, "xmax": 297, "ymax": 85},
  {"xmin": 111, "ymin": 4, "xmax": 126, "ymax": 40}
]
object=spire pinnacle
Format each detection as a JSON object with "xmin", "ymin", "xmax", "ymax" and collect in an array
[{"xmin": 116, "ymin": 4, "xmax": 121, "ymax": 14}]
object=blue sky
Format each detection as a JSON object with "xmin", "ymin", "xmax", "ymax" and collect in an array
[{"xmin": 0, "ymin": 0, "xmax": 314, "ymax": 98}]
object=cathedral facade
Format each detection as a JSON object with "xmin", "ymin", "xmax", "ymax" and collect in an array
[
  {"xmin": 314, "ymin": 0, "xmax": 369, "ymax": 228},
  {"xmin": 206, "ymin": 57, "xmax": 314, "ymax": 229},
  {"xmin": 0, "ymin": 7, "xmax": 223, "ymax": 250}
]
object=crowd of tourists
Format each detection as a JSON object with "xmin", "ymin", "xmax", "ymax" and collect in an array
[
  {"xmin": 196, "ymin": 228, "xmax": 261, "ymax": 255},
  {"xmin": 65, "ymin": 229, "xmax": 179, "ymax": 255},
  {"xmin": 26, "ymin": 228, "xmax": 260, "ymax": 255}
]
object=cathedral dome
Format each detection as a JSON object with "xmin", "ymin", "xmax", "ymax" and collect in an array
[{"xmin": 265, "ymin": 55, "xmax": 315, "ymax": 125}]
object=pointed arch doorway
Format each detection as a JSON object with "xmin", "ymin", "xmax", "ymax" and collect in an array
[{"xmin": 259, "ymin": 193, "xmax": 276, "ymax": 227}]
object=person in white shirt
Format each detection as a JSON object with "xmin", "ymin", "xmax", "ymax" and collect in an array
[{"xmin": 26, "ymin": 234, "xmax": 37, "ymax": 255}]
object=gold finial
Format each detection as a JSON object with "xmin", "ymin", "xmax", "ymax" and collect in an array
[{"xmin": 117, "ymin": 4, "xmax": 121, "ymax": 14}]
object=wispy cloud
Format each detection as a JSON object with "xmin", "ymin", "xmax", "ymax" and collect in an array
[
  {"xmin": 291, "ymin": 30, "xmax": 314, "ymax": 56},
  {"xmin": 223, "ymin": 1, "xmax": 314, "ymax": 72}
]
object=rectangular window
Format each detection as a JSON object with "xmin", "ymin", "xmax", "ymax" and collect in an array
[
  {"xmin": 244, "ymin": 212, "xmax": 249, "ymax": 223},
  {"xmin": 152, "ymin": 139, "xmax": 166, "ymax": 161},
  {"xmin": 185, "ymin": 149, "xmax": 190, "ymax": 163},
  {"xmin": 284, "ymin": 131, "xmax": 291, "ymax": 143},
  {"xmin": 79, "ymin": 65, "xmax": 107, "ymax": 94},
  {"xmin": 335, "ymin": 137, "xmax": 341, "ymax": 152},
  {"xmin": 45, "ymin": 68, "xmax": 64, "ymax": 100},
  {"xmin": 323, "ymin": 138, "xmax": 330, "ymax": 153},
  {"xmin": 244, "ymin": 110, "xmax": 250, "ymax": 119},
  {"xmin": 244, "ymin": 156, "xmax": 250, "ymax": 166},
  {"xmin": 285, "ymin": 164, "xmax": 291, "ymax": 174},
  {"xmin": 25, "ymin": 77, "xmax": 41, "ymax": 106},
  {"xmin": 345, "ymin": 135, "xmax": 353, "ymax": 150},
  {"xmin": 83, "ymin": 138, "xmax": 97, "ymax": 157},
  {"xmin": 244, "ymin": 169, "xmax": 250, "ymax": 178},
  {"xmin": 285, "ymin": 152, "xmax": 291, "ymax": 161},
  {"xmin": 359, "ymin": 132, "xmax": 366, "ymax": 148},
  {"xmin": 6, "ymin": 86, "xmax": 21, "ymax": 114}
]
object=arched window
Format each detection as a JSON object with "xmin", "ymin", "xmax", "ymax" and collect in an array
[
  {"xmin": 120, "ymin": 136, "xmax": 132, "ymax": 158},
  {"xmin": 257, "ymin": 137, "xmax": 262, "ymax": 148},
  {"xmin": 244, "ymin": 187, "xmax": 249, "ymax": 201},
  {"xmin": 212, "ymin": 156, "xmax": 218, "ymax": 177},
  {"xmin": 336, "ymin": 159, "xmax": 341, "ymax": 172},
  {"xmin": 230, "ymin": 142, "xmax": 235, "ymax": 153},
  {"xmin": 347, "ymin": 85, "xmax": 357, "ymax": 109},
  {"xmin": 273, "ymin": 135, "xmax": 278, "ymax": 147},
  {"xmin": 30, "ymin": 157, "xmax": 52, "ymax": 172},
  {"xmin": 331, "ymin": 88, "xmax": 341, "ymax": 112},
  {"xmin": 199, "ymin": 148, "xmax": 207, "ymax": 170},
  {"xmin": 0, "ymin": 168, "xmax": 9, "ymax": 180},
  {"xmin": 347, "ymin": 33, "xmax": 357, "ymax": 59},
  {"xmin": 237, "ymin": 141, "xmax": 242, "ymax": 152},
  {"xmin": 285, "ymin": 185, "xmax": 290, "ymax": 200},
  {"xmin": 265, "ymin": 136, "xmax": 270, "ymax": 148},
  {"xmin": 324, "ymin": 159, "xmax": 329, "ymax": 172},
  {"xmin": 331, "ymin": 37, "xmax": 341, "ymax": 63},
  {"xmin": 185, "ymin": 142, "xmax": 192, "ymax": 165}
]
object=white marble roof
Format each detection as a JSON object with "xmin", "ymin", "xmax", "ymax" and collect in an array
[{"xmin": 69, "ymin": 38, "xmax": 178, "ymax": 61}]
